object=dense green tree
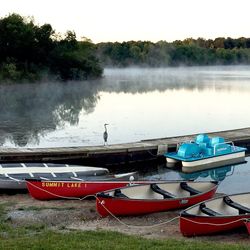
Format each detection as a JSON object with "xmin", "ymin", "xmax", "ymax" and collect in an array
[
  {"xmin": 0, "ymin": 13, "xmax": 103, "ymax": 82},
  {"xmin": 96, "ymin": 37, "xmax": 250, "ymax": 67}
]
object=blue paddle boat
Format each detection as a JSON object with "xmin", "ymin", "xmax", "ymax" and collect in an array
[{"xmin": 164, "ymin": 134, "xmax": 246, "ymax": 173}]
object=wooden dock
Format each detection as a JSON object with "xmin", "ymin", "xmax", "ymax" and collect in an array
[{"xmin": 0, "ymin": 127, "xmax": 250, "ymax": 167}]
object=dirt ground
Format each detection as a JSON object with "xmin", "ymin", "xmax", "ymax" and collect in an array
[{"xmin": 1, "ymin": 193, "xmax": 250, "ymax": 244}]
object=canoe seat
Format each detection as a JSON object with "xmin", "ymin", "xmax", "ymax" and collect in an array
[
  {"xmin": 114, "ymin": 189, "xmax": 128, "ymax": 198},
  {"xmin": 150, "ymin": 184, "xmax": 176, "ymax": 199},
  {"xmin": 180, "ymin": 182, "xmax": 201, "ymax": 196},
  {"xmin": 223, "ymin": 196, "xmax": 250, "ymax": 215},
  {"xmin": 200, "ymin": 203, "xmax": 221, "ymax": 216}
]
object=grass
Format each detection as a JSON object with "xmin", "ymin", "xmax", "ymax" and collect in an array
[
  {"xmin": 0, "ymin": 229, "xmax": 249, "ymax": 250},
  {"xmin": 0, "ymin": 202, "xmax": 249, "ymax": 250}
]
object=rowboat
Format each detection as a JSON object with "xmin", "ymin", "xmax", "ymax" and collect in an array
[
  {"xmin": 180, "ymin": 193, "xmax": 250, "ymax": 236},
  {"xmin": 96, "ymin": 181, "xmax": 219, "ymax": 217},
  {"xmin": 26, "ymin": 172, "xmax": 138, "ymax": 200},
  {"xmin": 164, "ymin": 134, "xmax": 246, "ymax": 173},
  {"xmin": 0, "ymin": 163, "xmax": 109, "ymax": 190}
]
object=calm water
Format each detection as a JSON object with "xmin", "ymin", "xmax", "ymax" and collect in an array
[
  {"xmin": 139, "ymin": 157, "xmax": 250, "ymax": 194},
  {"xmin": 1, "ymin": 65, "xmax": 250, "ymax": 148},
  {"xmin": 1, "ymin": 66, "xmax": 250, "ymax": 194}
]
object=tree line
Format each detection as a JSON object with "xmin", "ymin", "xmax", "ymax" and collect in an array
[
  {"xmin": 96, "ymin": 38, "xmax": 250, "ymax": 67},
  {"xmin": 2, "ymin": 13, "xmax": 250, "ymax": 82},
  {"xmin": 0, "ymin": 14, "xmax": 103, "ymax": 82}
]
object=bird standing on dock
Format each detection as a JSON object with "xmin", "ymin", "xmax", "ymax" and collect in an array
[{"xmin": 103, "ymin": 123, "xmax": 109, "ymax": 145}]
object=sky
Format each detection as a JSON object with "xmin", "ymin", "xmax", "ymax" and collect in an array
[{"xmin": 1, "ymin": 0, "xmax": 250, "ymax": 43}]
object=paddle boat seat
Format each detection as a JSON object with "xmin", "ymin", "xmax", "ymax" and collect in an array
[
  {"xmin": 180, "ymin": 182, "xmax": 201, "ymax": 196},
  {"xmin": 199, "ymin": 203, "xmax": 222, "ymax": 216},
  {"xmin": 223, "ymin": 196, "xmax": 250, "ymax": 215},
  {"xmin": 150, "ymin": 184, "xmax": 176, "ymax": 199}
]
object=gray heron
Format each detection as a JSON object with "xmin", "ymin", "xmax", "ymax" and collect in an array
[{"xmin": 103, "ymin": 123, "xmax": 109, "ymax": 145}]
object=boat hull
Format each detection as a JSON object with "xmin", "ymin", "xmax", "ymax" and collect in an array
[
  {"xmin": 180, "ymin": 192, "xmax": 250, "ymax": 236},
  {"xmin": 182, "ymin": 152, "xmax": 245, "ymax": 173},
  {"xmin": 0, "ymin": 163, "xmax": 109, "ymax": 190},
  {"xmin": 180, "ymin": 214, "xmax": 250, "ymax": 236},
  {"xmin": 96, "ymin": 182, "xmax": 218, "ymax": 217},
  {"xmin": 0, "ymin": 178, "xmax": 26, "ymax": 190},
  {"xmin": 26, "ymin": 173, "xmax": 138, "ymax": 200},
  {"xmin": 26, "ymin": 180, "xmax": 132, "ymax": 200},
  {"xmin": 166, "ymin": 157, "xmax": 178, "ymax": 163}
]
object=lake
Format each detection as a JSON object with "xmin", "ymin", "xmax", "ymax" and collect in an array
[
  {"xmin": 1, "ymin": 65, "xmax": 250, "ymax": 194},
  {"xmin": 139, "ymin": 156, "xmax": 250, "ymax": 194},
  {"xmin": 1, "ymin": 65, "xmax": 250, "ymax": 148}
]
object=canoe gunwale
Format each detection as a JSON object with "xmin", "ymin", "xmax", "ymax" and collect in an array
[
  {"xmin": 180, "ymin": 192, "xmax": 250, "ymax": 218},
  {"xmin": 96, "ymin": 181, "xmax": 219, "ymax": 202}
]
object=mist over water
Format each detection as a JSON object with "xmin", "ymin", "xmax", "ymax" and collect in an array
[{"xmin": 1, "ymin": 65, "xmax": 250, "ymax": 148}]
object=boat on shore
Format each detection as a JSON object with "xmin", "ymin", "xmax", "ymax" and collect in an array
[
  {"xmin": 0, "ymin": 163, "xmax": 109, "ymax": 190},
  {"xmin": 164, "ymin": 134, "xmax": 246, "ymax": 173},
  {"xmin": 180, "ymin": 192, "xmax": 250, "ymax": 236},
  {"xmin": 96, "ymin": 181, "xmax": 219, "ymax": 217},
  {"xmin": 26, "ymin": 172, "xmax": 138, "ymax": 200}
]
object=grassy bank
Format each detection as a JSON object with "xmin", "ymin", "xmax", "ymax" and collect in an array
[
  {"xmin": 0, "ymin": 199, "xmax": 249, "ymax": 250},
  {"xmin": 1, "ymin": 229, "xmax": 249, "ymax": 250}
]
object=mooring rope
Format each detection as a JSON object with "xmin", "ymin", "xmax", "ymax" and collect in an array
[
  {"xmin": 95, "ymin": 195, "xmax": 180, "ymax": 228},
  {"xmin": 181, "ymin": 216, "xmax": 249, "ymax": 227},
  {"xmin": 26, "ymin": 180, "xmax": 180, "ymax": 228}
]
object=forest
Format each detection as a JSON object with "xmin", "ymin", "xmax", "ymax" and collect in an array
[
  {"xmin": 96, "ymin": 38, "xmax": 250, "ymax": 67},
  {"xmin": 0, "ymin": 14, "xmax": 103, "ymax": 82},
  {"xmin": 2, "ymin": 13, "xmax": 250, "ymax": 82}
]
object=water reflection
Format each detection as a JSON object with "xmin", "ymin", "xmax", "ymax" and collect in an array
[
  {"xmin": 137, "ymin": 158, "xmax": 250, "ymax": 194},
  {"xmin": 178, "ymin": 165, "xmax": 235, "ymax": 182},
  {"xmin": 1, "ymin": 65, "xmax": 250, "ymax": 147},
  {"xmin": 0, "ymin": 81, "xmax": 100, "ymax": 146}
]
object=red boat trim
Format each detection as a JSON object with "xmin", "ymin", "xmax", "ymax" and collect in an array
[{"xmin": 96, "ymin": 181, "xmax": 219, "ymax": 201}]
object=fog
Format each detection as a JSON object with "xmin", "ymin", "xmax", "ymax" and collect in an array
[{"xmin": 1, "ymin": 65, "xmax": 250, "ymax": 147}]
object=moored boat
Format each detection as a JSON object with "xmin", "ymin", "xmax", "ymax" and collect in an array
[
  {"xmin": 0, "ymin": 163, "xmax": 109, "ymax": 190},
  {"xmin": 164, "ymin": 134, "xmax": 246, "ymax": 173},
  {"xmin": 26, "ymin": 172, "xmax": 138, "ymax": 200},
  {"xmin": 96, "ymin": 181, "xmax": 219, "ymax": 217},
  {"xmin": 180, "ymin": 193, "xmax": 250, "ymax": 236}
]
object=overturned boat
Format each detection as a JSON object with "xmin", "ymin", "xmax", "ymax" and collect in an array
[
  {"xmin": 0, "ymin": 163, "xmax": 109, "ymax": 190},
  {"xmin": 180, "ymin": 193, "xmax": 250, "ymax": 236},
  {"xmin": 96, "ymin": 181, "xmax": 218, "ymax": 217},
  {"xmin": 164, "ymin": 134, "xmax": 246, "ymax": 173},
  {"xmin": 26, "ymin": 172, "xmax": 138, "ymax": 200}
]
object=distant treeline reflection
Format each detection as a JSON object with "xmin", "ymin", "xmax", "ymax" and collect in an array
[{"xmin": 97, "ymin": 38, "xmax": 250, "ymax": 67}]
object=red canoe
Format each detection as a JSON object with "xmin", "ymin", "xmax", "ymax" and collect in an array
[
  {"xmin": 26, "ymin": 172, "xmax": 139, "ymax": 200},
  {"xmin": 96, "ymin": 181, "xmax": 218, "ymax": 217},
  {"xmin": 180, "ymin": 192, "xmax": 250, "ymax": 236}
]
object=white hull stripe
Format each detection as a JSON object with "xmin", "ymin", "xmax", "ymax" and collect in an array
[
  {"xmin": 0, "ymin": 166, "xmax": 108, "ymax": 175},
  {"xmin": 182, "ymin": 151, "xmax": 245, "ymax": 167}
]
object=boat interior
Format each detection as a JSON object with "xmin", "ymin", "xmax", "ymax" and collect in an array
[
  {"xmin": 104, "ymin": 181, "xmax": 217, "ymax": 200},
  {"xmin": 184, "ymin": 193, "xmax": 250, "ymax": 216}
]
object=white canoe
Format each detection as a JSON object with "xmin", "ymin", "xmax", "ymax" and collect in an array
[{"xmin": 0, "ymin": 163, "xmax": 109, "ymax": 189}]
